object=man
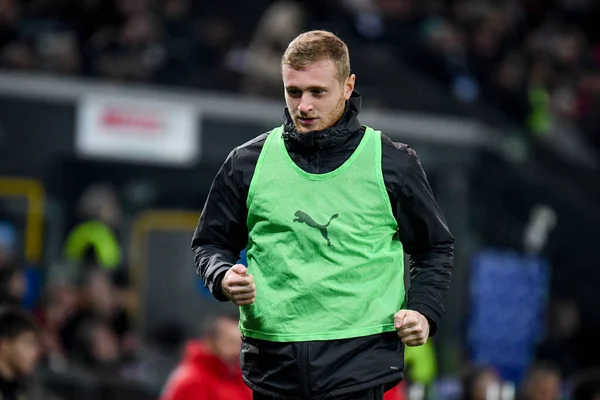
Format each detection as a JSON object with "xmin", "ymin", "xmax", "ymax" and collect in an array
[
  {"xmin": 0, "ymin": 266, "xmax": 26, "ymax": 307},
  {"xmin": 519, "ymin": 363, "xmax": 562, "ymax": 400},
  {"xmin": 461, "ymin": 367, "xmax": 502, "ymax": 400},
  {"xmin": 192, "ymin": 30, "xmax": 454, "ymax": 400},
  {"xmin": 160, "ymin": 311, "xmax": 252, "ymax": 400},
  {"xmin": 0, "ymin": 221, "xmax": 42, "ymax": 310},
  {"xmin": 0, "ymin": 307, "xmax": 42, "ymax": 400}
]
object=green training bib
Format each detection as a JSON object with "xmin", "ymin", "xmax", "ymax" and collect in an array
[{"xmin": 241, "ymin": 125, "xmax": 405, "ymax": 342}]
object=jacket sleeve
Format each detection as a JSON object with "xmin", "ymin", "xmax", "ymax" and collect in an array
[
  {"xmin": 160, "ymin": 377, "xmax": 207, "ymax": 400},
  {"xmin": 395, "ymin": 148, "xmax": 454, "ymax": 336},
  {"xmin": 191, "ymin": 148, "xmax": 249, "ymax": 302}
]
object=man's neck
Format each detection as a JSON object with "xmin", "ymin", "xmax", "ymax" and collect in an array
[
  {"xmin": 203, "ymin": 340, "xmax": 235, "ymax": 369},
  {"xmin": 0, "ymin": 358, "xmax": 15, "ymax": 381}
]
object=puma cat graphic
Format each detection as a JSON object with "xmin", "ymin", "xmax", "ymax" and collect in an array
[{"xmin": 293, "ymin": 210, "xmax": 339, "ymax": 247}]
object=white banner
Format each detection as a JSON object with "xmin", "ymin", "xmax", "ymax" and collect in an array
[{"xmin": 76, "ymin": 94, "xmax": 199, "ymax": 166}]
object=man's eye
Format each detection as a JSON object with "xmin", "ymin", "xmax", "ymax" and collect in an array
[
  {"xmin": 312, "ymin": 89, "xmax": 325, "ymax": 96},
  {"xmin": 287, "ymin": 90, "xmax": 301, "ymax": 97}
]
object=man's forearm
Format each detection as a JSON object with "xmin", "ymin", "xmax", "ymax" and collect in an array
[
  {"xmin": 193, "ymin": 245, "xmax": 237, "ymax": 302},
  {"xmin": 407, "ymin": 241, "xmax": 453, "ymax": 336}
]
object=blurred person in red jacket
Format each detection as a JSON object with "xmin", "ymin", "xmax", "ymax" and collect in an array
[
  {"xmin": 160, "ymin": 309, "xmax": 251, "ymax": 400},
  {"xmin": 384, "ymin": 381, "xmax": 407, "ymax": 400}
]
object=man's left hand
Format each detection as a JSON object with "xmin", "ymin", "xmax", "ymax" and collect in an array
[{"xmin": 394, "ymin": 310, "xmax": 430, "ymax": 346}]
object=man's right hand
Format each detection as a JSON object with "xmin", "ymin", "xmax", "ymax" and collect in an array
[{"xmin": 221, "ymin": 264, "xmax": 256, "ymax": 306}]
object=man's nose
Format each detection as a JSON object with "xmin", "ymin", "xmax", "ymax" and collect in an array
[{"xmin": 298, "ymin": 95, "xmax": 313, "ymax": 113}]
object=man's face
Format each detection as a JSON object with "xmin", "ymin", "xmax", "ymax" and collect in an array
[
  {"xmin": 211, "ymin": 318, "xmax": 241, "ymax": 366},
  {"xmin": 0, "ymin": 332, "xmax": 41, "ymax": 376},
  {"xmin": 525, "ymin": 372, "xmax": 561, "ymax": 400},
  {"xmin": 8, "ymin": 269, "xmax": 26, "ymax": 301},
  {"xmin": 283, "ymin": 58, "xmax": 355, "ymax": 133},
  {"xmin": 85, "ymin": 269, "xmax": 115, "ymax": 315},
  {"xmin": 472, "ymin": 370, "xmax": 501, "ymax": 400},
  {"xmin": 90, "ymin": 323, "xmax": 120, "ymax": 364}
]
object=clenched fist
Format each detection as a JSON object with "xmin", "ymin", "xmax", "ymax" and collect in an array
[
  {"xmin": 221, "ymin": 264, "xmax": 256, "ymax": 306},
  {"xmin": 394, "ymin": 310, "xmax": 430, "ymax": 347}
]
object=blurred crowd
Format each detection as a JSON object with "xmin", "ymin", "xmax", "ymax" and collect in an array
[
  {"xmin": 0, "ymin": 182, "xmax": 258, "ymax": 400},
  {"xmin": 0, "ymin": 185, "xmax": 149, "ymax": 399},
  {"xmin": 0, "ymin": 0, "xmax": 268, "ymax": 90},
  {"xmin": 0, "ymin": 184, "xmax": 599, "ymax": 399},
  {"xmin": 0, "ymin": 0, "xmax": 599, "ymax": 151},
  {"xmin": 369, "ymin": 0, "xmax": 600, "ymax": 142}
]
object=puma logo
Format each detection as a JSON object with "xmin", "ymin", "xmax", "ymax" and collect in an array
[{"xmin": 293, "ymin": 210, "xmax": 339, "ymax": 247}]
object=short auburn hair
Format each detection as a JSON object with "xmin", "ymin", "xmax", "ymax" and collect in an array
[{"xmin": 281, "ymin": 30, "xmax": 350, "ymax": 82}]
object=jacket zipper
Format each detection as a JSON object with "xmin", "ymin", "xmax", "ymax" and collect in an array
[
  {"xmin": 317, "ymin": 150, "xmax": 321, "ymax": 173},
  {"xmin": 298, "ymin": 342, "xmax": 311, "ymax": 399}
]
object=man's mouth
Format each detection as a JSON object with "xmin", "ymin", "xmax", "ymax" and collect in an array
[{"xmin": 297, "ymin": 117, "xmax": 317, "ymax": 125}]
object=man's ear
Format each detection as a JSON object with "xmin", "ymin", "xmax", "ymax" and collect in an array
[{"xmin": 345, "ymin": 74, "xmax": 356, "ymax": 100}]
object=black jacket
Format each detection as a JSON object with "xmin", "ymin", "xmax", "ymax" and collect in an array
[{"xmin": 192, "ymin": 92, "xmax": 454, "ymax": 399}]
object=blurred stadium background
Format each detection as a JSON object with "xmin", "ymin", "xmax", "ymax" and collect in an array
[{"xmin": 0, "ymin": 0, "xmax": 599, "ymax": 399}]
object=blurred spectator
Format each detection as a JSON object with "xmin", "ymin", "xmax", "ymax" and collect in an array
[
  {"xmin": 59, "ymin": 267, "xmax": 137, "ymax": 369},
  {"xmin": 0, "ymin": 0, "xmax": 34, "ymax": 70},
  {"xmin": 75, "ymin": 317, "xmax": 121, "ymax": 376},
  {"xmin": 90, "ymin": 11, "xmax": 166, "ymax": 82},
  {"xmin": 241, "ymin": 1, "xmax": 307, "ymax": 97},
  {"xmin": 420, "ymin": 14, "xmax": 479, "ymax": 103},
  {"xmin": 0, "ymin": 306, "xmax": 44, "ymax": 399},
  {"xmin": 0, "ymin": 221, "xmax": 42, "ymax": 310},
  {"xmin": 460, "ymin": 366, "xmax": 502, "ymax": 400},
  {"xmin": 518, "ymin": 362, "xmax": 562, "ymax": 400},
  {"xmin": 63, "ymin": 183, "xmax": 122, "ymax": 270},
  {"xmin": 0, "ymin": 265, "xmax": 26, "ymax": 306},
  {"xmin": 37, "ymin": 30, "xmax": 80, "ymax": 74},
  {"xmin": 35, "ymin": 278, "xmax": 78, "ymax": 368},
  {"xmin": 160, "ymin": 310, "xmax": 251, "ymax": 400},
  {"xmin": 111, "ymin": 270, "xmax": 140, "ymax": 362},
  {"xmin": 384, "ymin": 382, "xmax": 407, "ymax": 400},
  {"xmin": 536, "ymin": 298, "xmax": 580, "ymax": 377}
]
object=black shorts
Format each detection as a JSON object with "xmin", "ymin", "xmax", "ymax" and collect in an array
[{"xmin": 242, "ymin": 333, "xmax": 404, "ymax": 399}]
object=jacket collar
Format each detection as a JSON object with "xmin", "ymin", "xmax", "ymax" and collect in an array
[{"xmin": 282, "ymin": 90, "xmax": 363, "ymax": 151}]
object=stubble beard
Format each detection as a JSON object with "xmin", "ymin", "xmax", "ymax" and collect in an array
[
  {"xmin": 325, "ymin": 96, "xmax": 347, "ymax": 130},
  {"xmin": 295, "ymin": 95, "xmax": 346, "ymax": 133}
]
